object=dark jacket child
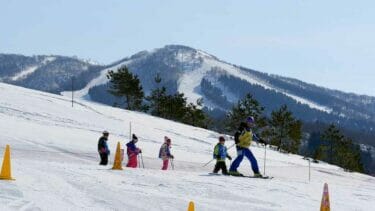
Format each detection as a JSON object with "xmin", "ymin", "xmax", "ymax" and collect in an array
[{"xmin": 98, "ymin": 131, "xmax": 110, "ymax": 165}]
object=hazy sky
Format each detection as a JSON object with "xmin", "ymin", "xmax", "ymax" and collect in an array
[{"xmin": 1, "ymin": 0, "xmax": 374, "ymax": 96}]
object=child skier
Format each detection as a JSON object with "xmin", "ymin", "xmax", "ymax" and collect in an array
[
  {"xmin": 213, "ymin": 136, "xmax": 232, "ymax": 175},
  {"xmin": 126, "ymin": 134, "xmax": 142, "ymax": 168},
  {"xmin": 98, "ymin": 131, "xmax": 110, "ymax": 165},
  {"xmin": 159, "ymin": 136, "xmax": 174, "ymax": 170},
  {"xmin": 229, "ymin": 116, "xmax": 266, "ymax": 177}
]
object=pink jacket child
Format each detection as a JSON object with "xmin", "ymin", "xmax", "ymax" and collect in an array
[
  {"xmin": 159, "ymin": 136, "xmax": 174, "ymax": 170},
  {"xmin": 126, "ymin": 134, "xmax": 142, "ymax": 168}
]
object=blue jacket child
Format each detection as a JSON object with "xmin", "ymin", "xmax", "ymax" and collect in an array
[{"xmin": 212, "ymin": 136, "xmax": 232, "ymax": 175}]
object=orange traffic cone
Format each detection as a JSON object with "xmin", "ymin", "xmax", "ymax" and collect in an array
[
  {"xmin": 0, "ymin": 145, "xmax": 14, "ymax": 180},
  {"xmin": 320, "ymin": 183, "xmax": 330, "ymax": 211},
  {"xmin": 112, "ymin": 142, "xmax": 123, "ymax": 170},
  {"xmin": 187, "ymin": 201, "xmax": 195, "ymax": 211}
]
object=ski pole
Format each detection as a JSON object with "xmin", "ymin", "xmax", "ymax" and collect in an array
[
  {"xmin": 141, "ymin": 153, "xmax": 145, "ymax": 169},
  {"xmin": 308, "ymin": 158, "xmax": 311, "ymax": 182},
  {"xmin": 263, "ymin": 144, "xmax": 267, "ymax": 176},
  {"xmin": 171, "ymin": 158, "xmax": 174, "ymax": 170},
  {"xmin": 203, "ymin": 159, "xmax": 214, "ymax": 167}
]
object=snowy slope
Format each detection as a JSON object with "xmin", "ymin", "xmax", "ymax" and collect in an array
[
  {"xmin": 0, "ymin": 83, "xmax": 374, "ymax": 211},
  {"xmin": 177, "ymin": 49, "xmax": 332, "ymax": 113},
  {"xmin": 10, "ymin": 57, "xmax": 56, "ymax": 81}
]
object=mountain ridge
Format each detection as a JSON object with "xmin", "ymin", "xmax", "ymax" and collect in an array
[{"xmin": 1, "ymin": 45, "xmax": 375, "ymax": 138}]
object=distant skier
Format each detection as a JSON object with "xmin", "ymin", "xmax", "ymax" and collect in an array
[
  {"xmin": 98, "ymin": 131, "xmax": 110, "ymax": 165},
  {"xmin": 159, "ymin": 136, "xmax": 174, "ymax": 170},
  {"xmin": 212, "ymin": 136, "xmax": 232, "ymax": 175},
  {"xmin": 229, "ymin": 116, "xmax": 266, "ymax": 177},
  {"xmin": 126, "ymin": 134, "xmax": 142, "ymax": 168}
]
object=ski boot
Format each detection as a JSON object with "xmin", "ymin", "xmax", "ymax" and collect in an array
[
  {"xmin": 253, "ymin": 173, "xmax": 263, "ymax": 178},
  {"xmin": 228, "ymin": 171, "xmax": 243, "ymax": 176}
]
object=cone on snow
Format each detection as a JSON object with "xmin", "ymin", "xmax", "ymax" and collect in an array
[
  {"xmin": 320, "ymin": 183, "xmax": 330, "ymax": 211},
  {"xmin": 0, "ymin": 145, "xmax": 14, "ymax": 180},
  {"xmin": 187, "ymin": 201, "xmax": 195, "ymax": 211},
  {"xmin": 112, "ymin": 142, "xmax": 123, "ymax": 170}
]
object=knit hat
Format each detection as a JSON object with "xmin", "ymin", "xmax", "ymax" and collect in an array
[
  {"xmin": 132, "ymin": 134, "xmax": 138, "ymax": 141},
  {"xmin": 219, "ymin": 136, "xmax": 225, "ymax": 142},
  {"xmin": 164, "ymin": 136, "xmax": 171, "ymax": 143}
]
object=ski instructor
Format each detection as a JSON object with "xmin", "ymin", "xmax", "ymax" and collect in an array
[{"xmin": 229, "ymin": 116, "xmax": 265, "ymax": 177}]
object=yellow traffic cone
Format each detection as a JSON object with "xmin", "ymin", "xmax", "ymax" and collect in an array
[
  {"xmin": 187, "ymin": 201, "xmax": 195, "ymax": 211},
  {"xmin": 0, "ymin": 145, "xmax": 14, "ymax": 180},
  {"xmin": 112, "ymin": 142, "xmax": 123, "ymax": 170},
  {"xmin": 320, "ymin": 183, "xmax": 330, "ymax": 211}
]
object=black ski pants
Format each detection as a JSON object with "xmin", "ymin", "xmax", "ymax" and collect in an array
[
  {"xmin": 213, "ymin": 161, "xmax": 228, "ymax": 175},
  {"xmin": 99, "ymin": 152, "xmax": 108, "ymax": 165}
]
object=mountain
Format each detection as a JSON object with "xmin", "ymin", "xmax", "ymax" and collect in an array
[
  {"xmin": 0, "ymin": 53, "xmax": 105, "ymax": 93},
  {"xmin": 0, "ymin": 82, "xmax": 374, "ymax": 210},
  {"xmin": 1, "ymin": 45, "xmax": 375, "ymax": 145},
  {"xmin": 75, "ymin": 46, "xmax": 375, "ymax": 142}
]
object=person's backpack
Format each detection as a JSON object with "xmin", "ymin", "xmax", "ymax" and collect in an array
[{"xmin": 234, "ymin": 122, "xmax": 247, "ymax": 144}]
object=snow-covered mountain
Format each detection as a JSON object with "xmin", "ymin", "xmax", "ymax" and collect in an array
[
  {"xmin": 0, "ymin": 82, "xmax": 374, "ymax": 210},
  {"xmin": 2, "ymin": 45, "xmax": 375, "ymax": 142},
  {"xmin": 70, "ymin": 45, "xmax": 375, "ymax": 136},
  {"xmin": 0, "ymin": 54, "xmax": 105, "ymax": 93}
]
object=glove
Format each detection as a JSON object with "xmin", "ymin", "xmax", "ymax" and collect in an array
[
  {"xmin": 170, "ymin": 155, "xmax": 174, "ymax": 159},
  {"xmin": 227, "ymin": 155, "xmax": 232, "ymax": 160},
  {"xmin": 139, "ymin": 149, "xmax": 142, "ymax": 153}
]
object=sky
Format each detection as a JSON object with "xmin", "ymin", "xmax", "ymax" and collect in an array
[{"xmin": 1, "ymin": 0, "xmax": 374, "ymax": 96}]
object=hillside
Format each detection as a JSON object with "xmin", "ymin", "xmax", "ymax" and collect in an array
[
  {"xmin": 1, "ymin": 46, "xmax": 375, "ymax": 135},
  {"xmin": 0, "ymin": 53, "xmax": 105, "ymax": 93},
  {"xmin": 1, "ymin": 46, "xmax": 374, "ymax": 172},
  {"xmin": 0, "ymin": 82, "xmax": 374, "ymax": 210}
]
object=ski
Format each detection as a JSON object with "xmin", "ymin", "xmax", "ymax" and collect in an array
[
  {"xmin": 228, "ymin": 174, "xmax": 273, "ymax": 179},
  {"xmin": 245, "ymin": 176, "xmax": 273, "ymax": 179}
]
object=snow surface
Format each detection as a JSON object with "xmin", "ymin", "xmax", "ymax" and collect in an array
[
  {"xmin": 11, "ymin": 66, "xmax": 39, "ymax": 81},
  {"xmin": 0, "ymin": 82, "xmax": 374, "ymax": 210}
]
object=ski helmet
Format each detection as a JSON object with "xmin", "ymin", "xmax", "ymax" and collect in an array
[
  {"xmin": 246, "ymin": 116, "xmax": 255, "ymax": 124},
  {"xmin": 103, "ymin": 130, "xmax": 109, "ymax": 135}
]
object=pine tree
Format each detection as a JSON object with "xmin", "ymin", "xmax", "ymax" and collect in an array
[
  {"xmin": 146, "ymin": 74, "xmax": 168, "ymax": 117},
  {"xmin": 321, "ymin": 124, "xmax": 344, "ymax": 164},
  {"xmin": 184, "ymin": 98, "xmax": 209, "ymax": 128},
  {"xmin": 269, "ymin": 105, "xmax": 302, "ymax": 153},
  {"xmin": 107, "ymin": 66, "xmax": 145, "ymax": 111},
  {"xmin": 225, "ymin": 93, "xmax": 265, "ymax": 133},
  {"xmin": 320, "ymin": 124, "xmax": 364, "ymax": 172}
]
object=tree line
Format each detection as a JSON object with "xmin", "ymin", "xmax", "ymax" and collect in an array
[{"xmin": 107, "ymin": 66, "xmax": 364, "ymax": 173}]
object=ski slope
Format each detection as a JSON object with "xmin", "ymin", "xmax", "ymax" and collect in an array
[{"xmin": 0, "ymin": 83, "xmax": 374, "ymax": 211}]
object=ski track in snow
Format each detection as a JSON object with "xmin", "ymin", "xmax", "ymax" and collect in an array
[
  {"xmin": 0, "ymin": 82, "xmax": 374, "ymax": 211},
  {"xmin": 11, "ymin": 57, "xmax": 56, "ymax": 81},
  {"xmin": 61, "ymin": 60, "xmax": 132, "ymax": 100}
]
